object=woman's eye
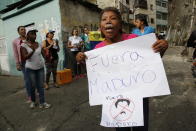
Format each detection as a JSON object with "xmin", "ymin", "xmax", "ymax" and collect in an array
[
  {"xmin": 101, "ymin": 18, "xmax": 107, "ymax": 21},
  {"xmin": 111, "ymin": 17, "xmax": 117, "ymax": 20}
]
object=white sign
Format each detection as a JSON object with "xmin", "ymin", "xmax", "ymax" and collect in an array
[
  {"xmin": 100, "ymin": 93, "xmax": 144, "ymax": 127},
  {"xmin": 85, "ymin": 33, "xmax": 170, "ymax": 106}
]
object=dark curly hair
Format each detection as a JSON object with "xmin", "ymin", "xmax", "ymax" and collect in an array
[
  {"xmin": 17, "ymin": 26, "xmax": 25, "ymax": 32},
  {"xmin": 99, "ymin": 7, "xmax": 123, "ymax": 38}
]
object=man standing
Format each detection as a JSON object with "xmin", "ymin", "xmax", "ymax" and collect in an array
[
  {"xmin": 187, "ymin": 30, "xmax": 196, "ymax": 77},
  {"xmin": 187, "ymin": 30, "xmax": 196, "ymax": 59},
  {"xmin": 12, "ymin": 26, "xmax": 31, "ymax": 102}
]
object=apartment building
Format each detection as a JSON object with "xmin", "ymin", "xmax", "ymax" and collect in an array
[{"xmin": 156, "ymin": 0, "xmax": 168, "ymax": 33}]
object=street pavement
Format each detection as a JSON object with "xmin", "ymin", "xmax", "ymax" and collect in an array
[{"xmin": 0, "ymin": 46, "xmax": 195, "ymax": 131}]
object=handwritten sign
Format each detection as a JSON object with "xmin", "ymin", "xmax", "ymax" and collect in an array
[
  {"xmin": 100, "ymin": 93, "xmax": 144, "ymax": 127},
  {"xmin": 85, "ymin": 33, "xmax": 170, "ymax": 106}
]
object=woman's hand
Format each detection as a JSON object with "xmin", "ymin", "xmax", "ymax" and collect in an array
[
  {"xmin": 76, "ymin": 52, "xmax": 86, "ymax": 62},
  {"xmin": 152, "ymin": 39, "xmax": 168, "ymax": 57}
]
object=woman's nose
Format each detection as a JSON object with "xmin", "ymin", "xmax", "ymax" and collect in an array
[{"xmin": 106, "ymin": 18, "xmax": 112, "ymax": 24}]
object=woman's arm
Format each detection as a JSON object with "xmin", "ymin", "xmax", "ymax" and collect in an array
[
  {"xmin": 21, "ymin": 46, "xmax": 35, "ymax": 60},
  {"xmin": 67, "ymin": 40, "xmax": 74, "ymax": 48},
  {"xmin": 54, "ymin": 40, "xmax": 60, "ymax": 52},
  {"xmin": 42, "ymin": 40, "xmax": 53, "ymax": 50},
  {"xmin": 76, "ymin": 52, "xmax": 86, "ymax": 62}
]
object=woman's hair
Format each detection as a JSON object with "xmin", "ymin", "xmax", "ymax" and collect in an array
[
  {"xmin": 26, "ymin": 32, "xmax": 31, "ymax": 41},
  {"xmin": 136, "ymin": 15, "xmax": 149, "ymax": 26},
  {"xmin": 99, "ymin": 7, "xmax": 123, "ymax": 37},
  {"xmin": 71, "ymin": 28, "xmax": 78, "ymax": 36},
  {"xmin": 100, "ymin": 7, "xmax": 122, "ymax": 23},
  {"xmin": 46, "ymin": 32, "xmax": 53, "ymax": 38},
  {"xmin": 26, "ymin": 31, "xmax": 36, "ymax": 41}
]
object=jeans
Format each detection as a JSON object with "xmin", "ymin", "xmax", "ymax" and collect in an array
[
  {"xmin": 21, "ymin": 62, "xmax": 31, "ymax": 98},
  {"xmin": 26, "ymin": 68, "xmax": 45, "ymax": 104},
  {"xmin": 116, "ymin": 98, "xmax": 149, "ymax": 131}
]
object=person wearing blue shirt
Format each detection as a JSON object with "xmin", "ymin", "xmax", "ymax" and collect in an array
[
  {"xmin": 130, "ymin": 15, "xmax": 155, "ymax": 131},
  {"xmin": 132, "ymin": 16, "xmax": 155, "ymax": 36}
]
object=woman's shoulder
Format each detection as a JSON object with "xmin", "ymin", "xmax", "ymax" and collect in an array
[
  {"xmin": 68, "ymin": 36, "xmax": 73, "ymax": 40},
  {"xmin": 145, "ymin": 26, "xmax": 155, "ymax": 32},
  {"xmin": 132, "ymin": 28, "xmax": 139, "ymax": 33}
]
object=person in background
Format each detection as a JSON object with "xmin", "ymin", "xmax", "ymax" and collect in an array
[
  {"xmin": 187, "ymin": 30, "xmax": 196, "ymax": 77},
  {"xmin": 132, "ymin": 15, "xmax": 155, "ymax": 36},
  {"xmin": 81, "ymin": 27, "xmax": 91, "ymax": 51},
  {"xmin": 21, "ymin": 29, "xmax": 51, "ymax": 109},
  {"xmin": 80, "ymin": 27, "xmax": 90, "ymax": 77},
  {"xmin": 12, "ymin": 26, "xmax": 31, "ymax": 103},
  {"xmin": 76, "ymin": 7, "xmax": 168, "ymax": 131},
  {"xmin": 42, "ymin": 30, "xmax": 60, "ymax": 89},
  {"xmin": 187, "ymin": 30, "xmax": 196, "ymax": 59},
  {"xmin": 131, "ymin": 15, "xmax": 156, "ymax": 131},
  {"xmin": 67, "ymin": 29, "xmax": 83, "ymax": 79}
]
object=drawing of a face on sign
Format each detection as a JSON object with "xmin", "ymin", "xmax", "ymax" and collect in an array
[{"xmin": 110, "ymin": 98, "xmax": 135, "ymax": 122}]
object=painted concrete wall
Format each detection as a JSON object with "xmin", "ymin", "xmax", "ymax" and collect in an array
[
  {"xmin": 0, "ymin": 0, "xmax": 20, "ymax": 11},
  {"xmin": 1, "ymin": 0, "xmax": 62, "ymax": 76},
  {"xmin": 0, "ymin": 18, "xmax": 9, "ymax": 75},
  {"xmin": 0, "ymin": 19, "xmax": 4, "ymax": 37},
  {"xmin": 97, "ymin": 0, "xmax": 116, "ymax": 9},
  {"xmin": 59, "ymin": 0, "xmax": 100, "ymax": 34}
]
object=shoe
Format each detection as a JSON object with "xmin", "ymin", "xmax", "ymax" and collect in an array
[
  {"xmin": 44, "ymin": 83, "xmax": 49, "ymax": 90},
  {"xmin": 30, "ymin": 102, "xmax": 35, "ymax": 109},
  {"xmin": 53, "ymin": 83, "xmax": 59, "ymax": 88},
  {"xmin": 26, "ymin": 97, "xmax": 31, "ymax": 104},
  {"xmin": 74, "ymin": 75, "xmax": 80, "ymax": 80},
  {"xmin": 79, "ymin": 74, "xmax": 85, "ymax": 78},
  {"xmin": 39, "ymin": 102, "xmax": 51, "ymax": 109}
]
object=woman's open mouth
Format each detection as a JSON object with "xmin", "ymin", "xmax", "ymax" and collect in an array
[{"xmin": 105, "ymin": 24, "xmax": 114, "ymax": 33}]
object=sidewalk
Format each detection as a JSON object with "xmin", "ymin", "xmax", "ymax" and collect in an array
[{"xmin": 0, "ymin": 46, "xmax": 195, "ymax": 131}]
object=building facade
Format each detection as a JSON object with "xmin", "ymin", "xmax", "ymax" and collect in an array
[
  {"xmin": 0, "ymin": 0, "xmax": 100, "ymax": 75},
  {"xmin": 155, "ymin": 0, "xmax": 168, "ymax": 33}
]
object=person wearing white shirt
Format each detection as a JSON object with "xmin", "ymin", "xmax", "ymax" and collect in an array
[{"xmin": 67, "ymin": 29, "xmax": 83, "ymax": 79}]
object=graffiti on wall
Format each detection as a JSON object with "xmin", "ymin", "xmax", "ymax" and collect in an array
[
  {"xmin": 37, "ymin": 17, "xmax": 61, "ymax": 41},
  {"xmin": 0, "ymin": 37, "xmax": 7, "ymax": 55}
]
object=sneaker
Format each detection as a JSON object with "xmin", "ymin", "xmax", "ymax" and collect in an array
[
  {"xmin": 74, "ymin": 75, "xmax": 80, "ymax": 80},
  {"xmin": 39, "ymin": 102, "xmax": 51, "ymax": 109},
  {"xmin": 30, "ymin": 102, "xmax": 35, "ymax": 109},
  {"xmin": 44, "ymin": 83, "xmax": 49, "ymax": 90},
  {"xmin": 80, "ymin": 74, "xmax": 86, "ymax": 78}
]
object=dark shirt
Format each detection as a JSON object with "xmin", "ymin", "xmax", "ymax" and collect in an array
[
  {"xmin": 45, "ymin": 40, "xmax": 59, "ymax": 60},
  {"xmin": 187, "ymin": 30, "xmax": 196, "ymax": 59},
  {"xmin": 187, "ymin": 30, "xmax": 196, "ymax": 48}
]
